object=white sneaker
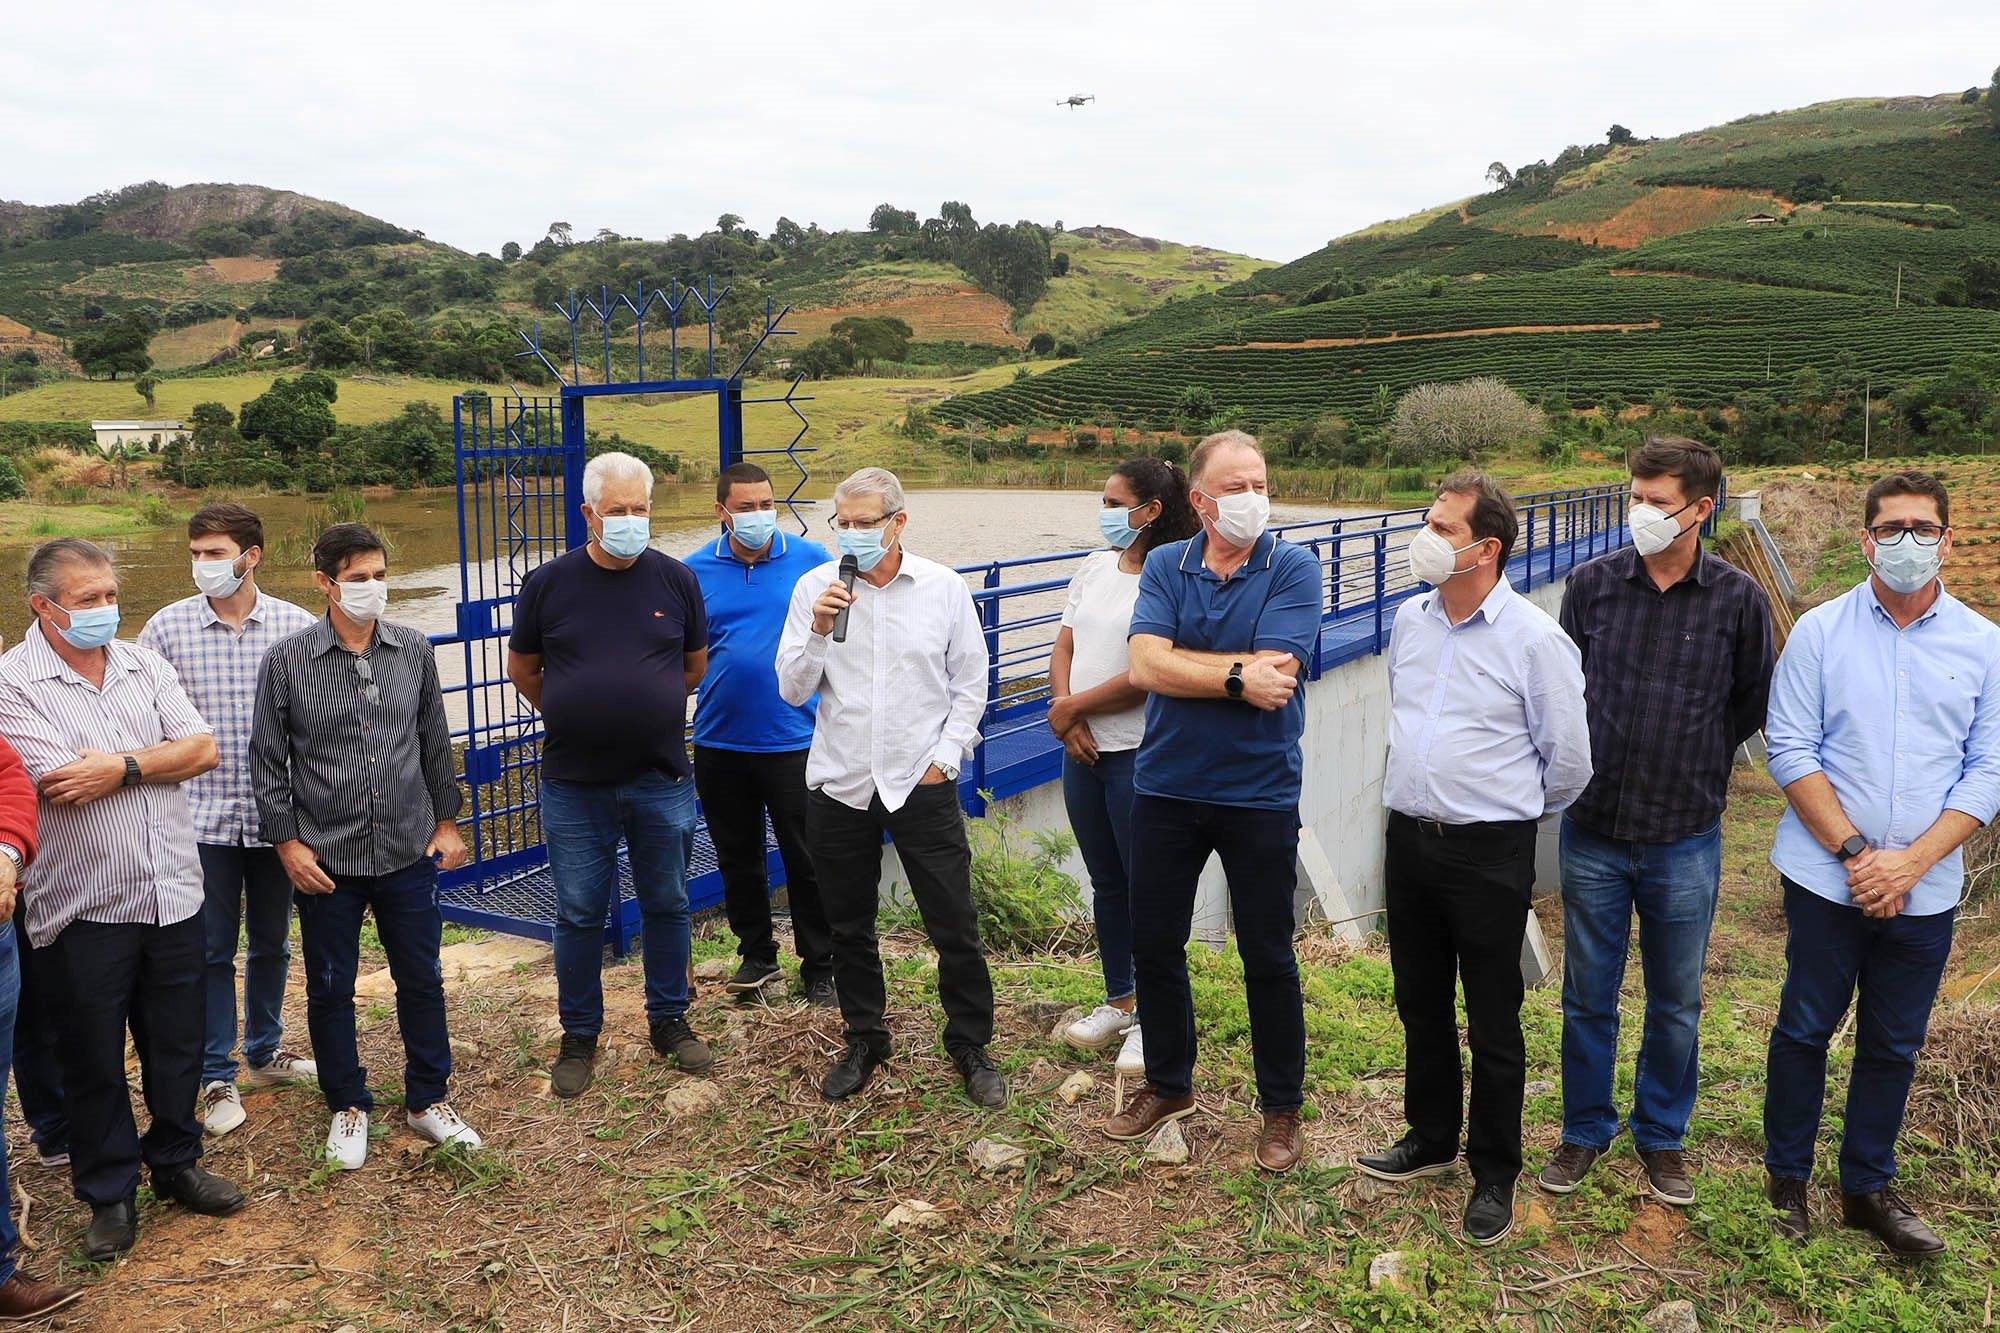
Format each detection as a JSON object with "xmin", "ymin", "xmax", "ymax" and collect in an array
[
  {"xmin": 407, "ymin": 1102, "xmax": 483, "ymax": 1151},
  {"xmin": 243, "ymin": 1048, "xmax": 319, "ymax": 1088},
  {"xmin": 34, "ymin": 1147, "xmax": 69, "ymax": 1169},
  {"xmin": 201, "ymin": 1081, "xmax": 246, "ymax": 1136},
  {"xmin": 326, "ymin": 1108, "xmax": 369, "ymax": 1170},
  {"xmin": 1061, "ymin": 1004, "xmax": 1137, "ymax": 1052},
  {"xmin": 1115, "ymin": 1024, "xmax": 1146, "ymax": 1076}
]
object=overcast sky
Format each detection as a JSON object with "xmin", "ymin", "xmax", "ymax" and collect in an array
[{"xmin": 3, "ymin": 1, "xmax": 1996, "ymax": 264}]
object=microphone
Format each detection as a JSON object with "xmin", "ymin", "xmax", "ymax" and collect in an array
[{"xmin": 830, "ymin": 555, "xmax": 858, "ymax": 643}]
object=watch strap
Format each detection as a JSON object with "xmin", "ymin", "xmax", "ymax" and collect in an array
[
  {"xmin": 122, "ymin": 755, "xmax": 142, "ymax": 787},
  {"xmin": 1226, "ymin": 662, "xmax": 1246, "ymax": 698},
  {"xmin": 0, "ymin": 842, "xmax": 20, "ymax": 873}
]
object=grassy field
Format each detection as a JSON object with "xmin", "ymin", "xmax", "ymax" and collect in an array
[{"xmin": 1020, "ymin": 231, "xmax": 1270, "ymax": 344}]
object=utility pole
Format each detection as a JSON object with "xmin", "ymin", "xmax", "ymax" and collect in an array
[
  {"xmin": 1895, "ymin": 264, "xmax": 1904, "ymax": 309},
  {"xmin": 1864, "ymin": 376, "xmax": 1872, "ymax": 460}
]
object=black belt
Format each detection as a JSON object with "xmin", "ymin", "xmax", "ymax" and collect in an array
[{"xmin": 1390, "ymin": 810, "xmax": 1537, "ymax": 840}]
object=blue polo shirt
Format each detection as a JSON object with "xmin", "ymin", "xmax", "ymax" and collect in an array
[
  {"xmin": 688, "ymin": 529, "xmax": 832, "ymax": 752},
  {"xmin": 1130, "ymin": 531, "xmax": 1323, "ymax": 810}
]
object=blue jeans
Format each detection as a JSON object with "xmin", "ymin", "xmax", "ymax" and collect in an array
[
  {"xmin": 0, "ymin": 922, "xmax": 22, "ymax": 1285},
  {"xmin": 295, "ymin": 858, "xmax": 452, "ymax": 1115},
  {"xmin": 1061, "ymin": 750, "xmax": 1137, "ymax": 1006},
  {"xmin": 1764, "ymin": 877, "xmax": 1954, "ymax": 1194},
  {"xmin": 543, "ymin": 773, "xmax": 696, "ymax": 1038},
  {"xmin": 199, "ymin": 844, "xmax": 297, "ymax": 1085},
  {"xmin": 1558, "ymin": 818, "xmax": 1721, "ymax": 1152}
]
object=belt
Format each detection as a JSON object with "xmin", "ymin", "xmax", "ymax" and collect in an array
[{"xmin": 1391, "ymin": 810, "xmax": 1537, "ymax": 840}]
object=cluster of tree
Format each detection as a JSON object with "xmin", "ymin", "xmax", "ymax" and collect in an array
[
  {"xmin": 162, "ymin": 387, "xmax": 450, "ymax": 491},
  {"xmin": 1483, "ymin": 140, "xmax": 1614, "ymax": 196},
  {"xmin": 867, "ymin": 200, "xmax": 1053, "ymax": 309},
  {"xmin": 792, "ymin": 316, "xmax": 916, "ymax": 379},
  {"xmin": 1933, "ymin": 256, "xmax": 2000, "ymax": 309},
  {"xmin": 187, "ymin": 208, "xmax": 416, "ymax": 260},
  {"xmin": 71, "ymin": 311, "xmax": 154, "ymax": 379},
  {"xmin": 296, "ymin": 310, "xmax": 551, "ymax": 384},
  {"xmin": 19, "ymin": 182, "xmax": 173, "ymax": 241}
]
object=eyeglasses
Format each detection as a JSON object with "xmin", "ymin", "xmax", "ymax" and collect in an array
[
  {"xmin": 1867, "ymin": 523, "xmax": 1945, "ymax": 547},
  {"xmin": 353, "ymin": 654, "xmax": 381, "ymax": 706},
  {"xmin": 827, "ymin": 510, "xmax": 900, "ymax": 533}
]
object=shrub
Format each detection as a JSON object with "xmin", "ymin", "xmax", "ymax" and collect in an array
[
  {"xmin": 0, "ymin": 457, "xmax": 25, "ymax": 501},
  {"xmin": 963, "ymin": 801, "xmax": 1084, "ymax": 953},
  {"xmin": 1387, "ymin": 377, "xmax": 1544, "ymax": 464}
]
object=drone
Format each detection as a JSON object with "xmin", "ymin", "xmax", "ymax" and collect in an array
[{"xmin": 1057, "ymin": 95, "xmax": 1095, "ymax": 109}]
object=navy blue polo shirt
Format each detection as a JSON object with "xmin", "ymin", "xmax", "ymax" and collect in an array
[
  {"xmin": 687, "ymin": 529, "xmax": 832, "ymax": 752},
  {"xmin": 1129, "ymin": 531, "xmax": 1323, "ymax": 810}
]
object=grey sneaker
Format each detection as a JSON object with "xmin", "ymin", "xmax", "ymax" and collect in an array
[{"xmin": 550, "ymin": 1033, "xmax": 597, "ymax": 1099}]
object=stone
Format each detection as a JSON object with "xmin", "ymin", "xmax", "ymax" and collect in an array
[
  {"xmin": 1143, "ymin": 1119, "xmax": 1189, "ymax": 1165},
  {"xmin": 1046, "ymin": 1008, "xmax": 1086, "ymax": 1041},
  {"xmin": 883, "ymin": 1200, "xmax": 948, "ymax": 1232},
  {"xmin": 1349, "ymin": 1173, "xmax": 1394, "ymax": 1203},
  {"xmin": 1524, "ymin": 1080, "xmax": 1556, "ymax": 1099},
  {"xmin": 659, "ymin": 1080, "xmax": 724, "ymax": 1117},
  {"xmin": 1056, "ymin": 1071, "xmax": 1095, "ymax": 1105},
  {"xmin": 1367, "ymin": 1250, "xmax": 1423, "ymax": 1294},
  {"xmin": 1019, "ymin": 999, "xmax": 1075, "ymax": 1027},
  {"xmin": 1641, "ymin": 1301, "xmax": 1699, "ymax": 1333},
  {"xmin": 693, "ymin": 958, "xmax": 731, "ymax": 982},
  {"xmin": 967, "ymin": 1138, "xmax": 1029, "ymax": 1174}
]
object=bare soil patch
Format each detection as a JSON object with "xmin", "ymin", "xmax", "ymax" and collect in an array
[
  {"xmin": 194, "ymin": 256, "xmax": 282, "ymax": 284},
  {"xmin": 1529, "ymin": 187, "xmax": 1784, "ymax": 249}
]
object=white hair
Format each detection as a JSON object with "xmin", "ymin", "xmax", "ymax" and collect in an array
[
  {"xmin": 1190, "ymin": 429, "xmax": 1263, "ymax": 484},
  {"xmin": 582, "ymin": 451, "xmax": 653, "ymax": 507},
  {"xmin": 833, "ymin": 466, "xmax": 906, "ymax": 517}
]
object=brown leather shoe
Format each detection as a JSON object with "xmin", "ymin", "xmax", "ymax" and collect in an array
[
  {"xmin": 1256, "ymin": 1110, "xmax": 1304, "ymax": 1172},
  {"xmin": 0, "ymin": 1272, "xmax": 84, "ymax": 1320},
  {"xmin": 1639, "ymin": 1148, "xmax": 1695, "ymax": 1206},
  {"xmin": 1767, "ymin": 1175, "xmax": 1809, "ymax": 1239},
  {"xmin": 1842, "ymin": 1188, "xmax": 1946, "ymax": 1258},
  {"xmin": 1103, "ymin": 1083, "xmax": 1196, "ymax": 1142}
]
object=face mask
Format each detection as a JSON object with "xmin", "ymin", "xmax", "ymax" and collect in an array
[
  {"xmin": 1406, "ymin": 527, "xmax": 1486, "ymax": 586},
  {"xmin": 53, "ymin": 602, "xmax": 120, "ymax": 650},
  {"xmin": 1871, "ymin": 535, "xmax": 1941, "ymax": 595},
  {"xmin": 1628, "ymin": 501, "xmax": 1695, "ymax": 558},
  {"xmin": 1098, "ymin": 506, "xmax": 1151, "ymax": 551},
  {"xmin": 729, "ymin": 510, "xmax": 777, "ymax": 551},
  {"xmin": 192, "ymin": 556, "xmax": 245, "ymax": 599},
  {"xmin": 1201, "ymin": 489, "xmax": 1269, "ymax": 547},
  {"xmin": 597, "ymin": 514, "xmax": 651, "ymax": 560},
  {"xmin": 334, "ymin": 579, "xmax": 389, "ymax": 624},
  {"xmin": 837, "ymin": 524, "xmax": 894, "ymax": 573}
]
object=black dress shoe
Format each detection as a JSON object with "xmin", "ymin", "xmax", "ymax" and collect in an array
[
  {"xmin": 1356, "ymin": 1135, "xmax": 1460, "ymax": 1182},
  {"xmin": 84, "ymin": 1200, "xmax": 136, "ymax": 1262},
  {"xmin": 820, "ymin": 1043, "xmax": 885, "ymax": 1100},
  {"xmin": 1842, "ymin": 1188, "xmax": 1946, "ymax": 1257},
  {"xmin": 155, "ymin": 1164, "xmax": 246, "ymax": 1216},
  {"xmin": 952, "ymin": 1047, "xmax": 1008, "ymax": 1109},
  {"xmin": 1463, "ymin": 1180, "xmax": 1516, "ymax": 1246},
  {"xmin": 1767, "ymin": 1175, "xmax": 1810, "ymax": 1239},
  {"xmin": 804, "ymin": 975, "xmax": 838, "ymax": 1008}
]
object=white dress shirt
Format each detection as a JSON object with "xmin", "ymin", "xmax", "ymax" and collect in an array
[
  {"xmin": 1383, "ymin": 576, "xmax": 1593, "ymax": 824},
  {"xmin": 776, "ymin": 549, "xmax": 988, "ymax": 813}
]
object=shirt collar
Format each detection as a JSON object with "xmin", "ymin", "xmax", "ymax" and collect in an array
[
  {"xmin": 1863, "ymin": 576, "xmax": 1950, "ymax": 628},
  {"xmin": 310, "ymin": 614, "xmax": 392, "ymax": 656},
  {"xmin": 196, "ymin": 588, "xmax": 272, "ymax": 629},
  {"xmin": 22, "ymin": 621, "xmax": 142, "ymax": 684},
  {"xmin": 1177, "ymin": 530, "xmax": 1277, "ymax": 578},
  {"xmin": 710, "ymin": 530, "xmax": 790, "ymax": 565},
  {"xmin": 1423, "ymin": 575, "xmax": 1515, "ymax": 626},
  {"xmin": 1618, "ymin": 542, "xmax": 1715, "ymax": 589}
]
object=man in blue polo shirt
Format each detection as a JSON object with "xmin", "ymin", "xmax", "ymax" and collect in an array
[
  {"xmin": 689, "ymin": 463, "xmax": 837, "ymax": 1005},
  {"xmin": 1102, "ymin": 430, "xmax": 1322, "ymax": 1174}
]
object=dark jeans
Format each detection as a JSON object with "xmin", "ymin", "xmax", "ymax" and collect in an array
[
  {"xmin": 295, "ymin": 858, "xmax": 452, "ymax": 1116},
  {"xmin": 1385, "ymin": 810, "xmax": 1537, "ymax": 1186},
  {"xmin": 1062, "ymin": 750, "xmax": 1138, "ymax": 1006},
  {"xmin": 694, "ymin": 746, "xmax": 833, "ymax": 982},
  {"xmin": 12, "ymin": 929, "xmax": 66, "ymax": 1158},
  {"xmin": 198, "ymin": 843, "xmax": 297, "ymax": 1085},
  {"xmin": 542, "ymin": 772, "xmax": 696, "ymax": 1037},
  {"xmin": 808, "ymin": 783, "xmax": 994, "ymax": 1056},
  {"xmin": 1558, "ymin": 818, "xmax": 1722, "ymax": 1152},
  {"xmin": 1129, "ymin": 795, "xmax": 1305, "ymax": 1112},
  {"xmin": 1764, "ymin": 876, "xmax": 1954, "ymax": 1194},
  {"xmin": 41, "ymin": 914, "xmax": 206, "ymax": 1207},
  {"xmin": 0, "ymin": 923, "xmax": 21, "ymax": 1285}
]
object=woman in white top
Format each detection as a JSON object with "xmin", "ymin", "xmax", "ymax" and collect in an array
[{"xmin": 1048, "ymin": 459, "xmax": 1200, "ymax": 1073}]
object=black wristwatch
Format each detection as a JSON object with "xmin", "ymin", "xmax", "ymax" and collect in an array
[
  {"xmin": 1225, "ymin": 662, "xmax": 1245, "ymax": 700},
  {"xmin": 1836, "ymin": 834, "xmax": 1868, "ymax": 862},
  {"xmin": 122, "ymin": 755, "xmax": 142, "ymax": 788}
]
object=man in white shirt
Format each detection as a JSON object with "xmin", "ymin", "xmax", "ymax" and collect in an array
[
  {"xmin": 1356, "ymin": 473, "xmax": 1592, "ymax": 1248},
  {"xmin": 775, "ymin": 468, "xmax": 1001, "ymax": 1108}
]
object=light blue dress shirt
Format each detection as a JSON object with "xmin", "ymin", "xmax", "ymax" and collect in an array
[
  {"xmin": 1765, "ymin": 579, "xmax": 2000, "ymax": 917},
  {"xmin": 1384, "ymin": 577, "xmax": 1594, "ymax": 824}
]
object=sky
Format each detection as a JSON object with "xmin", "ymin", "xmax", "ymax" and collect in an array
[{"xmin": 3, "ymin": 0, "xmax": 1997, "ymax": 264}]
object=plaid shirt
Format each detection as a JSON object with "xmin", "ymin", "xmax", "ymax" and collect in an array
[
  {"xmin": 139, "ymin": 589, "xmax": 316, "ymax": 846},
  {"xmin": 1558, "ymin": 545, "xmax": 1775, "ymax": 844}
]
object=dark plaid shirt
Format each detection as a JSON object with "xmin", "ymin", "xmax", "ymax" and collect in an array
[{"xmin": 1559, "ymin": 545, "xmax": 1774, "ymax": 844}]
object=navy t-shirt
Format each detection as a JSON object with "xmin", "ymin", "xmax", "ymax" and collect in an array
[{"xmin": 509, "ymin": 547, "xmax": 708, "ymax": 784}]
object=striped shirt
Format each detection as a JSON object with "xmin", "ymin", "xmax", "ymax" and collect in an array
[
  {"xmin": 250, "ymin": 616, "xmax": 463, "ymax": 878},
  {"xmin": 0, "ymin": 624, "xmax": 210, "ymax": 947},
  {"xmin": 139, "ymin": 588, "xmax": 316, "ymax": 846}
]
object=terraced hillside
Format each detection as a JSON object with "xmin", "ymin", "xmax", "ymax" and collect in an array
[{"xmin": 938, "ymin": 92, "xmax": 2000, "ymax": 433}]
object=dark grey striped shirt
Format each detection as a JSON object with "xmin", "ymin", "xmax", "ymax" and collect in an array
[{"xmin": 250, "ymin": 616, "xmax": 463, "ymax": 877}]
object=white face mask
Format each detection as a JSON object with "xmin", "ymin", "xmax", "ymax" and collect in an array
[
  {"xmin": 333, "ymin": 578, "xmax": 388, "ymax": 624},
  {"xmin": 1201, "ymin": 488, "xmax": 1270, "ymax": 546},
  {"xmin": 1628, "ymin": 501, "xmax": 1696, "ymax": 558},
  {"xmin": 1406, "ymin": 527, "xmax": 1486, "ymax": 586},
  {"xmin": 192, "ymin": 556, "xmax": 246, "ymax": 599}
]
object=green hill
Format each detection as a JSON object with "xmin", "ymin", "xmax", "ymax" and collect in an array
[{"xmin": 936, "ymin": 91, "xmax": 2000, "ymax": 437}]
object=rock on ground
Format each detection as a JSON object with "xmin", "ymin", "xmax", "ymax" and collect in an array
[
  {"xmin": 692, "ymin": 958, "xmax": 732, "ymax": 982},
  {"xmin": 883, "ymin": 1200, "xmax": 948, "ymax": 1232},
  {"xmin": 1056, "ymin": 1072, "xmax": 1095, "ymax": 1105},
  {"xmin": 1367, "ymin": 1250, "xmax": 1423, "ymax": 1293},
  {"xmin": 1046, "ymin": 1008, "xmax": 1086, "ymax": 1041},
  {"xmin": 967, "ymin": 1138, "xmax": 1029, "ymax": 1174},
  {"xmin": 1641, "ymin": 1301, "xmax": 1699, "ymax": 1333},
  {"xmin": 1143, "ymin": 1120, "xmax": 1189, "ymax": 1165},
  {"xmin": 659, "ymin": 1080, "xmax": 724, "ymax": 1117}
]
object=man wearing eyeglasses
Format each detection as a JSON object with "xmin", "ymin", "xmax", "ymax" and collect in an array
[
  {"xmin": 775, "ymin": 467, "xmax": 1001, "ymax": 1108},
  {"xmin": 1761, "ymin": 469, "xmax": 2000, "ymax": 1257},
  {"xmin": 250, "ymin": 523, "xmax": 480, "ymax": 1173}
]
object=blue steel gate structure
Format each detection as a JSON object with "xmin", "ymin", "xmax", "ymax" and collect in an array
[{"xmin": 432, "ymin": 281, "xmax": 812, "ymax": 952}]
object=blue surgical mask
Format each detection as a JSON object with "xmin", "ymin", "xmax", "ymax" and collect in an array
[
  {"xmin": 54, "ymin": 602, "xmax": 120, "ymax": 649},
  {"xmin": 730, "ymin": 510, "xmax": 777, "ymax": 551},
  {"xmin": 837, "ymin": 525, "xmax": 892, "ymax": 572},
  {"xmin": 1098, "ymin": 506, "xmax": 1151, "ymax": 551},
  {"xmin": 1871, "ymin": 534, "xmax": 1942, "ymax": 595},
  {"xmin": 598, "ymin": 515, "xmax": 651, "ymax": 560}
]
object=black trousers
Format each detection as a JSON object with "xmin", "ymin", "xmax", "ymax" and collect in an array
[
  {"xmin": 694, "ymin": 746, "xmax": 833, "ymax": 981},
  {"xmin": 807, "ymin": 783, "xmax": 994, "ymax": 1056},
  {"xmin": 40, "ymin": 914, "xmax": 206, "ymax": 1206},
  {"xmin": 1384, "ymin": 811, "xmax": 1537, "ymax": 1186}
]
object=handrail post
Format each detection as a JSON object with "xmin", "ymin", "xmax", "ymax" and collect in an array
[
  {"xmin": 977, "ymin": 565, "xmax": 1001, "ymax": 798},
  {"xmin": 1373, "ymin": 530, "xmax": 1387, "ymax": 653},
  {"xmin": 1526, "ymin": 505, "xmax": 1536, "ymax": 588}
]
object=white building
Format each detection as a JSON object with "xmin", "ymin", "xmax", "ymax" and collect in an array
[{"xmin": 89, "ymin": 420, "xmax": 186, "ymax": 455}]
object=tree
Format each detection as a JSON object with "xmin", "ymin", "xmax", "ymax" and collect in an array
[
  {"xmin": 1964, "ymin": 87, "xmax": 1984, "ymax": 105},
  {"xmin": 1026, "ymin": 332, "xmax": 1057, "ymax": 356},
  {"xmin": 939, "ymin": 201, "xmax": 977, "ymax": 236},
  {"xmin": 1485, "ymin": 161, "xmax": 1513, "ymax": 188},
  {"xmin": 716, "ymin": 213, "xmax": 744, "ymax": 236},
  {"xmin": 1051, "ymin": 252, "xmax": 1070, "ymax": 277},
  {"xmin": 1175, "ymin": 384, "xmax": 1216, "ymax": 432},
  {"xmin": 1387, "ymin": 378, "xmax": 1544, "ymax": 463},
  {"xmin": 1607, "ymin": 124, "xmax": 1636, "ymax": 146},
  {"xmin": 546, "ymin": 221, "xmax": 573, "ymax": 246},
  {"xmin": 1963, "ymin": 256, "xmax": 2000, "ymax": 309},
  {"xmin": 793, "ymin": 337, "xmax": 856, "ymax": 380},
  {"xmin": 501, "ymin": 240, "xmax": 522, "ymax": 262},
  {"xmin": 238, "ymin": 376, "xmax": 337, "ymax": 458},
  {"xmin": 828, "ymin": 316, "xmax": 913, "ymax": 371},
  {"xmin": 868, "ymin": 204, "xmax": 919, "ymax": 235},
  {"xmin": 1991, "ymin": 65, "xmax": 2000, "ymax": 130},
  {"xmin": 189, "ymin": 401, "xmax": 236, "ymax": 447},
  {"xmin": 134, "ymin": 373, "xmax": 159, "ymax": 412},
  {"xmin": 72, "ymin": 312, "xmax": 153, "ymax": 379},
  {"xmin": 772, "ymin": 216, "xmax": 806, "ymax": 250}
]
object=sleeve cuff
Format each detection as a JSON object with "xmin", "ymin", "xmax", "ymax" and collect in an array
[
  {"xmin": 261, "ymin": 812, "xmax": 299, "ymax": 845},
  {"xmin": 1944, "ymin": 797, "xmax": 2000, "ymax": 828},
  {"xmin": 1764, "ymin": 756, "xmax": 1823, "ymax": 789},
  {"xmin": 1128, "ymin": 621, "xmax": 1177, "ymax": 641}
]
